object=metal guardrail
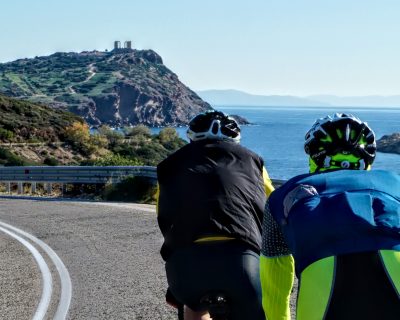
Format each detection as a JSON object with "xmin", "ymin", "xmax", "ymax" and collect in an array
[
  {"xmin": 0, "ymin": 166, "xmax": 157, "ymax": 184},
  {"xmin": 0, "ymin": 165, "xmax": 285, "ymax": 194}
]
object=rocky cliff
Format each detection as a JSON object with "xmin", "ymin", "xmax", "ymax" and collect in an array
[
  {"xmin": 0, "ymin": 49, "xmax": 211, "ymax": 126},
  {"xmin": 377, "ymin": 133, "xmax": 400, "ymax": 155}
]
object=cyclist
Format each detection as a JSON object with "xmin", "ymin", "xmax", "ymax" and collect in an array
[
  {"xmin": 260, "ymin": 113, "xmax": 400, "ymax": 320},
  {"xmin": 157, "ymin": 110, "xmax": 273, "ymax": 320}
]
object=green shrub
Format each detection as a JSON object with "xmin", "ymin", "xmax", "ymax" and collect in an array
[
  {"xmin": 124, "ymin": 125, "xmax": 152, "ymax": 138},
  {"xmin": 97, "ymin": 125, "xmax": 123, "ymax": 148},
  {"xmin": 44, "ymin": 157, "xmax": 59, "ymax": 166},
  {"xmin": 0, "ymin": 147, "xmax": 28, "ymax": 166},
  {"xmin": 156, "ymin": 127, "xmax": 186, "ymax": 151},
  {"xmin": 92, "ymin": 153, "xmax": 143, "ymax": 166},
  {"xmin": 0, "ymin": 127, "xmax": 14, "ymax": 141},
  {"xmin": 134, "ymin": 143, "xmax": 167, "ymax": 165},
  {"xmin": 158, "ymin": 127, "xmax": 178, "ymax": 144},
  {"xmin": 103, "ymin": 176, "xmax": 156, "ymax": 204}
]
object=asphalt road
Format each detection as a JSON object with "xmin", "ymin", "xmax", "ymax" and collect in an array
[
  {"xmin": 0, "ymin": 199, "xmax": 176, "ymax": 320},
  {"xmin": 0, "ymin": 198, "xmax": 297, "ymax": 320}
]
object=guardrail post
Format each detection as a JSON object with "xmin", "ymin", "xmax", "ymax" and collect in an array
[
  {"xmin": 46, "ymin": 183, "xmax": 52, "ymax": 195},
  {"xmin": 18, "ymin": 182, "xmax": 23, "ymax": 195},
  {"xmin": 31, "ymin": 182, "xmax": 37, "ymax": 194}
]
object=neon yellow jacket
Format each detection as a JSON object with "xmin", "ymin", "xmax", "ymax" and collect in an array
[{"xmin": 260, "ymin": 201, "xmax": 295, "ymax": 320}]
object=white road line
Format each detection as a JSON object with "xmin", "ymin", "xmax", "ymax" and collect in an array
[
  {"xmin": 0, "ymin": 222, "xmax": 72, "ymax": 320},
  {"xmin": 86, "ymin": 201, "xmax": 156, "ymax": 213},
  {"xmin": 0, "ymin": 226, "xmax": 52, "ymax": 320}
]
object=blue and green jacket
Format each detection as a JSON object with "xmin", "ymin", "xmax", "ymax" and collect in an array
[{"xmin": 261, "ymin": 169, "xmax": 400, "ymax": 320}]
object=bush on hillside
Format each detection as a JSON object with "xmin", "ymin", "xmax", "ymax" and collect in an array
[
  {"xmin": 0, "ymin": 147, "xmax": 30, "ymax": 166},
  {"xmin": 0, "ymin": 127, "xmax": 14, "ymax": 141},
  {"xmin": 44, "ymin": 157, "xmax": 59, "ymax": 166},
  {"xmin": 91, "ymin": 153, "xmax": 143, "ymax": 166},
  {"xmin": 156, "ymin": 127, "xmax": 186, "ymax": 151},
  {"xmin": 64, "ymin": 121, "xmax": 107, "ymax": 156},
  {"xmin": 97, "ymin": 125, "xmax": 124, "ymax": 148},
  {"xmin": 64, "ymin": 121, "xmax": 90, "ymax": 145},
  {"xmin": 124, "ymin": 125, "xmax": 152, "ymax": 138},
  {"xmin": 103, "ymin": 176, "xmax": 157, "ymax": 204}
]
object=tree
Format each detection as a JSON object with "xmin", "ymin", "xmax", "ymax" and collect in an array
[
  {"xmin": 97, "ymin": 125, "xmax": 123, "ymax": 149},
  {"xmin": 158, "ymin": 127, "xmax": 179, "ymax": 144},
  {"xmin": 157, "ymin": 127, "xmax": 186, "ymax": 151},
  {"xmin": 124, "ymin": 125, "xmax": 152, "ymax": 138},
  {"xmin": 64, "ymin": 121, "xmax": 90, "ymax": 146},
  {"xmin": 64, "ymin": 121, "xmax": 106, "ymax": 156}
]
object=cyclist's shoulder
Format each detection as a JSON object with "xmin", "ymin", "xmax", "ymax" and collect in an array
[
  {"xmin": 219, "ymin": 141, "xmax": 265, "ymax": 165},
  {"xmin": 274, "ymin": 169, "xmax": 400, "ymax": 191},
  {"xmin": 226, "ymin": 140, "xmax": 259, "ymax": 155},
  {"xmin": 157, "ymin": 143, "xmax": 194, "ymax": 168},
  {"xmin": 269, "ymin": 172, "xmax": 312, "ymax": 197},
  {"xmin": 269, "ymin": 169, "xmax": 400, "ymax": 209}
]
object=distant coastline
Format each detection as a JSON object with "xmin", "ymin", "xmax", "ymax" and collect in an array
[
  {"xmin": 216, "ymin": 105, "xmax": 400, "ymax": 110},
  {"xmin": 197, "ymin": 89, "xmax": 400, "ymax": 109}
]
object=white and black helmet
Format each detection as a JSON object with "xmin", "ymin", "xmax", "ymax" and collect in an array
[
  {"xmin": 187, "ymin": 110, "xmax": 241, "ymax": 143},
  {"xmin": 304, "ymin": 113, "xmax": 376, "ymax": 170}
]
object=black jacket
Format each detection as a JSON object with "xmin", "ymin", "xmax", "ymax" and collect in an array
[{"xmin": 157, "ymin": 139, "xmax": 266, "ymax": 261}]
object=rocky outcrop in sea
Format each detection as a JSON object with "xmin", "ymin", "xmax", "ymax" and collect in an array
[{"xmin": 377, "ymin": 133, "xmax": 400, "ymax": 155}]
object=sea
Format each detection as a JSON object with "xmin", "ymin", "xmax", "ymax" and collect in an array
[{"xmin": 153, "ymin": 106, "xmax": 400, "ymax": 180}]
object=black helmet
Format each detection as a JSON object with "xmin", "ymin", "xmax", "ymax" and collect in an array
[
  {"xmin": 304, "ymin": 113, "xmax": 376, "ymax": 172},
  {"xmin": 187, "ymin": 110, "xmax": 241, "ymax": 142}
]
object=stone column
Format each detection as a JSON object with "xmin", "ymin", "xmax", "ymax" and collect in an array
[
  {"xmin": 6, "ymin": 182, "xmax": 11, "ymax": 194},
  {"xmin": 31, "ymin": 182, "xmax": 37, "ymax": 194}
]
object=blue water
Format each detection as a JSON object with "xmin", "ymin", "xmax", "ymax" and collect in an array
[{"xmin": 155, "ymin": 106, "xmax": 400, "ymax": 180}]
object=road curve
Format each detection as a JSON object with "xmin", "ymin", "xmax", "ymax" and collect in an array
[
  {"xmin": 0, "ymin": 225, "xmax": 52, "ymax": 320},
  {"xmin": 0, "ymin": 221, "xmax": 72, "ymax": 320},
  {"xmin": 0, "ymin": 198, "xmax": 176, "ymax": 320}
]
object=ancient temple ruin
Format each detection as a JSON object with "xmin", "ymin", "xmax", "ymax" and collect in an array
[{"xmin": 114, "ymin": 40, "xmax": 132, "ymax": 50}]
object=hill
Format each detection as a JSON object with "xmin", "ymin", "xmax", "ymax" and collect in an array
[
  {"xmin": 0, "ymin": 94, "xmax": 187, "ymax": 167},
  {"xmin": 197, "ymin": 89, "xmax": 400, "ymax": 108},
  {"xmin": 0, "ymin": 94, "xmax": 88, "ymax": 165},
  {"xmin": 0, "ymin": 94, "xmax": 82, "ymax": 143},
  {"xmin": 0, "ymin": 49, "xmax": 211, "ymax": 126},
  {"xmin": 196, "ymin": 89, "xmax": 329, "ymax": 107},
  {"xmin": 308, "ymin": 95, "xmax": 400, "ymax": 107}
]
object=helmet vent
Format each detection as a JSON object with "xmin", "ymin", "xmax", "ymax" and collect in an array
[
  {"xmin": 345, "ymin": 124, "xmax": 350, "ymax": 142},
  {"xmin": 211, "ymin": 121, "xmax": 219, "ymax": 134}
]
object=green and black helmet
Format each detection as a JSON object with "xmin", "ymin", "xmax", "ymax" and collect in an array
[
  {"xmin": 304, "ymin": 113, "xmax": 376, "ymax": 173},
  {"xmin": 187, "ymin": 110, "xmax": 241, "ymax": 143}
]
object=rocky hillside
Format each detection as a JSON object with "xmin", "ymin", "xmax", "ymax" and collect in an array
[
  {"xmin": 0, "ymin": 94, "xmax": 82, "ymax": 143},
  {"xmin": 0, "ymin": 94, "xmax": 88, "ymax": 164},
  {"xmin": 0, "ymin": 49, "xmax": 211, "ymax": 126},
  {"xmin": 377, "ymin": 133, "xmax": 400, "ymax": 155}
]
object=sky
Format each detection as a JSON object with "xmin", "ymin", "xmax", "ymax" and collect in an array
[{"xmin": 1, "ymin": 0, "xmax": 400, "ymax": 96}]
